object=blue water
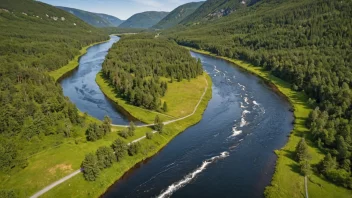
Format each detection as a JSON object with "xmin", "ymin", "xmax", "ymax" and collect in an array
[{"xmin": 101, "ymin": 51, "xmax": 294, "ymax": 197}]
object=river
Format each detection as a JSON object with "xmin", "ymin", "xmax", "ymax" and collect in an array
[{"xmin": 60, "ymin": 36, "xmax": 294, "ymax": 197}]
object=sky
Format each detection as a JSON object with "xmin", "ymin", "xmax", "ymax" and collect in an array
[{"xmin": 39, "ymin": 0, "xmax": 203, "ymax": 20}]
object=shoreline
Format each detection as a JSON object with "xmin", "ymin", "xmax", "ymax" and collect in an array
[
  {"xmin": 49, "ymin": 39, "xmax": 110, "ymax": 82},
  {"xmin": 39, "ymin": 71, "xmax": 212, "ymax": 197},
  {"xmin": 94, "ymin": 72, "xmax": 212, "ymax": 197},
  {"xmin": 182, "ymin": 46, "xmax": 351, "ymax": 197}
]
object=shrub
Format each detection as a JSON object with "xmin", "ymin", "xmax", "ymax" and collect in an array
[{"xmin": 146, "ymin": 131, "xmax": 153, "ymax": 139}]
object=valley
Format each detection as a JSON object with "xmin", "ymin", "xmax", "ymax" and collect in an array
[{"xmin": 0, "ymin": 0, "xmax": 351, "ymax": 198}]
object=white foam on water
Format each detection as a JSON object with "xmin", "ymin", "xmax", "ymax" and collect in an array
[
  {"xmin": 240, "ymin": 118, "xmax": 247, "ymax": 127},
  {"xmin": 253, "ymin": 101, "xmax": 259, "ymax": 106},
  {"xmin": 231, "ymin": 127, "xmax": 242, "ymax": 137},
  {"xmin": 244, "ymin": 97, "xmax": 249, "ymax": 104},
  {"xmin": 243, "ymin": 110, "xmax": 250, "ymax": 115},
  {"xmin": 240, "ymin": 102, "xmax": 246, "ymax": 108},
  {"xmin": 213, "ymin": 65, "xmax": 220, "ymax": 73},
  {"xmin": 157, "ymin": 152, "xmax": 230, "ymax": 198},
  {"xmin": 240, "ymin": 110, "xmax": 250, "ymax": 127}
]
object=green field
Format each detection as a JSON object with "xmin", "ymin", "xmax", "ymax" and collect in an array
[
  {"xmin": 184, "ymin": 47, "xmax": 352, "ymax": 198},
  {"xmin": 96, "ymin": 72, "xmax": 208, "ymax": 123}
]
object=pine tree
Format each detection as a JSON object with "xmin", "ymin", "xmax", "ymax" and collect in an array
[
  {"xmin": 295, "ymin": 138, "xmax": 311, "ymax": 162},
  {"xmin": 96, "ymin": 146, "xmax": 115, "ymax": 169},
  {"xmin": 111, "ymin": 139, "xmax": 127, "ymax": 161},
  {"xmin": 163, "ymin": 102, "xmax": 168, "ymax": 112},
  {"xmin": 81, "ymin": 153, "xmax": 100, "ymax": 181}
]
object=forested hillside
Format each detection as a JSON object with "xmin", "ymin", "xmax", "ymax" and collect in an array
[
  {"xmin": 167, "ymin": 0, "xmax": 352, "ymax": 189},
  {"xmin": 96, "ymin": 13, "xmax": 124, "ymax": 27},
  {"xmin": 181, "ymin": 0, "xmax": 260, "ymax": 24},
  {"xmin": 57, "ymin": 6, "xmax": 124, "ymax": 27},
  {"xmin": 153, "ymin": 2, "xmax": 204, "ymax": 29},
  {"xmin": 119, "ymin": 11, "xmax": 169, "ymax": 29},
  {"xmin": 0, "ymin": 0, "xmax": 107, "ymax": 173},
  {"xmin": 102, "ymin": 35, "xmax": 203, "ymax": 111}
]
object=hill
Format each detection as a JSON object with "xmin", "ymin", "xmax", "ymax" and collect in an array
[
  {"xmin": 119, "ymin": 11, "xmax": 169, "ymax": 29},
  {"xmin": 153, "ymin": 2, "xmax": 204, "ymax": 29},
  {"xmin": 96, "ymin": 13, "xmax": 124, "ymax": 27},
  {"xmin": 57, "ymin": 6, "xmax": 123, "ymax": 27},
  {"xmin": 0, "ymin": 0, "xmax": 107, "ymax": 184},
  {"xmin": 166, "ymin": 0, "xmax": 352, "ymax": 196},
  {"xmin": 181, "ymin": 0, "xmax": 260, "ymax": 24}
]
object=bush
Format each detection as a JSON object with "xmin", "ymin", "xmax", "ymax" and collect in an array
[
  {"xmin": 146, "ymin": 131, "xmax": 153, "ymax": 139},
  {"xmin": 118, "ymin": 129, "xmax": 129, "ymax": 139},
  {"xmin": 128, "ymin": 142, "xmax": 141, "ymax": 156}
]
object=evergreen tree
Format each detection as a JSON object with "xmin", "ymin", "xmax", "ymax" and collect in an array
[
  {"xmin": 81, "ymin": 153, "xmax": 100, "ymax": 181},
  {"xmin": 295, "ymin": 138, "xmax": 311, "ymax": 162},
  {"xmin": 102, "ymin": 116, "xmax": 112, "ymax": 135},
  {"xmin": 96, "ymin": 146, "xmax": 115, "ymax": 169},
  {"xmin": 111, "ymin": 139, "xmax": 127, "ymax": 161},
  {"xmin": 163, "ymin": 102, "xmax": 168, "ymax": 112}
]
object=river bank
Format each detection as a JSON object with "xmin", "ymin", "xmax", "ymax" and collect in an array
[
  {"xmin": 182, "ymin": 46, "xmax": 352, "ymax": 198},
  {"xmin": 49, "ymin": 39, "xmax": 109, "ymax": 82},
  {"xmin": 41, "ymin": 73, "xmax": 212, "ymax": 197}
]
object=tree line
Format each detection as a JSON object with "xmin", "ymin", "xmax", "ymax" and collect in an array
[
  {"xmin": 102, "ymin": 34, "xmax": 203, "ymax": 111},
  {"xmin": 81, "ymin": 115, "xmax": 164, "ymax": 181}
]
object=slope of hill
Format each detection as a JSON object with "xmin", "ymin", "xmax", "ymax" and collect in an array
[
  {"xmin": 119, "ymin": 11, "xmax": 169, "ymax": 29},
  {"xmin": 96, "ymin": 13, "xmax": 124, "ymax": 27},
  {"xmin": 181, "ymin": 0, "xmax": 260, "ymax": 24},
  {"xmin": 153, "ymin": 2, "xmax": 204, "ymax": 29},
  {"xmin": 57, "ymin": 6, "xmax": 123, "ymax": 27},
  {"xmin": 0, "ymin": 0, "xmax": 107, "ymax": 181},
  {"xmin": 167, "ymin": 0, "xmax": 352, "ymax": 196}
]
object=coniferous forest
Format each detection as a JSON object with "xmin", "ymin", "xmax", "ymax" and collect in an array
[
  {"xmin": 166, "ymin": 0, "xmax": 352, "ymax": 188},
  {"xmin": 0, "ymin": 0, "xmax": 107, "ymax": 172},
  {"xmin": 102, "ymin": 35, "xmax": 203, "ymax": 111}
]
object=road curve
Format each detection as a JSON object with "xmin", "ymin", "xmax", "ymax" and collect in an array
[{"xmin": 30, "ymin": 77, "xmax": 208, "ymax": 198}]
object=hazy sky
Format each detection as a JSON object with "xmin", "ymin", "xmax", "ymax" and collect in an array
[{"xmin": 39, "ymin": 0, "xmax": 203, "ymax": 20}]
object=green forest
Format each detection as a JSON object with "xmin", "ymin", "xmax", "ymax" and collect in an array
[
  {"xmin": 102, "ymin": 34, "xmax": 203, "ymax": 111},
  {"xmin": 166, "ymin": 0, "xmax": 352, "ymax": 189},
  {"xmin": 0, "ymin": 0, "xmax": 107, "ymax": 173}
]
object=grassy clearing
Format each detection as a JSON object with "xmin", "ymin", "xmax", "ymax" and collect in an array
[
  {"xmin": 0, "ymin": 124, "xmax": 152, "ymax": 197},
  {"xmin": 184, "ymin": 47, "xmax": 352, "ymax": 198},
  {"xmin": 41, "ymin": 74, "xmax": 212, "ymax": 198},
  {"xmin": 49, "ymin": 40, "xmax": 108, "ymax": 82},
  {"xmin": 96, "ymin": 72, "xmax": 207, "ymax": 123}
]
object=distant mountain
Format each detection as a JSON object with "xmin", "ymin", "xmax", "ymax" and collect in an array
[
  {"xmin": 181, "ymin": 0, "xmax": 260, "ymax": 24},
  {"xmin": 153, "ymin": 2, "xmax": 204, "ymax": 29},
  {"xmin": 96, "ymin": 13, "xmax": 124, "ymax": 27},
  {"xmin": 57, "ymin": 6, "xmax": 124, "ymax": 27},
  {"xmin": 119, "ymin": 11, "xmax": 169, "ymax": 29}
]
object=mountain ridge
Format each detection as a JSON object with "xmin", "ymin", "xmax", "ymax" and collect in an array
[
  {"xmin": 153, "ymin": 2, "xmax": 204, "ymax": 29},
  {"xmin": 119, "ymin": 11, "xmax": 169, "ymax": 29},
  {"xmin": 57, "ymin": 6, "xmax": 124, "ymax": 27}
]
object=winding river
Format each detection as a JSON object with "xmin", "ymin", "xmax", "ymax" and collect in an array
[{"xmin": 61, "ymin": 36, "xmax": 294, "ymax": 197}]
